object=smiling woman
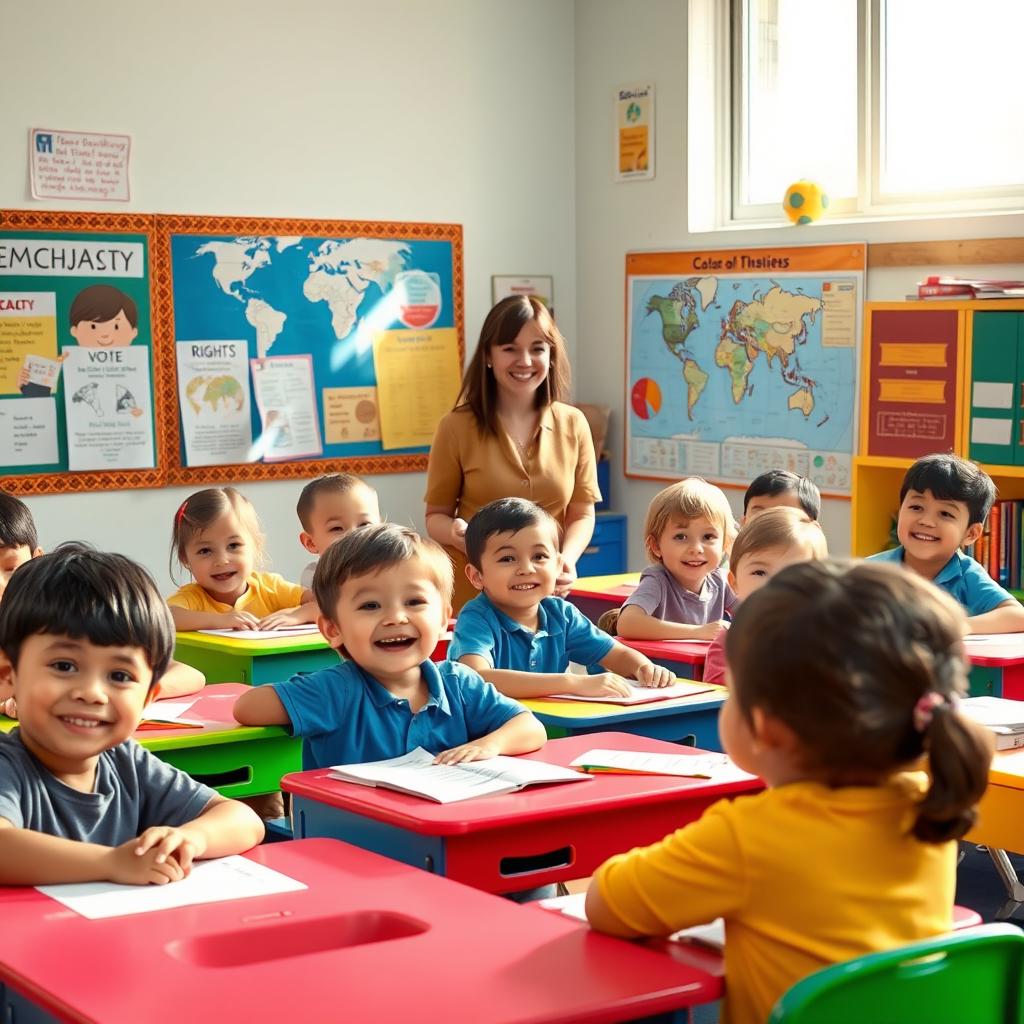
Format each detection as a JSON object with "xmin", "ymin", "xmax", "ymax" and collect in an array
[{"xmin": 424, "ymin": 296, "xmax": 601, "ymax": 611}]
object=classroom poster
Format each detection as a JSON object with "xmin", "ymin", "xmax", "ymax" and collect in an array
[
  {"xmin": 616, "ymin": 83, "xmax": 655, "ymax": 182},
  {"xmin": 62, "ymin": 345, "xmax": 155, "ymax": 471},
  {"xmin": 0, "ymin": 397, "xmax": 59, "ymax": 467},
  {"xmin": 0, "ymin": 292, "xmax": 57, "ymax": 395},
  {"xmin": 249, "ymin": 355, "xmax": 322, "ymax": 461},
  {"xmin": 322, "ymin": 386, "xmax": 381, "ymax": 444},
  {"xmin": 29, "ymin": 128, "xmax": 131, "ymax": 202},
  {"xmin": 175, "ymin": 340, "xmax": 253, "ymax": 467}
]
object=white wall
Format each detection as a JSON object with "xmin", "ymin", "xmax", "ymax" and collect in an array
[
  {"xmin": 1, "ymin": 0, "xmax": 577, "ymax": 588},
  {"xmin": 574, "ymin": 0, "xmax": 1024, "ymax": 565}
]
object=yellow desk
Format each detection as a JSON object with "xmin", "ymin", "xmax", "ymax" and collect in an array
[
  {"xmin": 966, "ymin": 749, "xmax": 1024, "ymax": 910},
  {"xmin": 173, "ymin": 629, "xmax": 338, "ymax": 685}
]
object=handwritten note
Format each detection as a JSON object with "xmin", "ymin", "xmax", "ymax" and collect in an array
[{"xmin": 30, "ymin": 128, "xmax": 131, "ymax": 202}]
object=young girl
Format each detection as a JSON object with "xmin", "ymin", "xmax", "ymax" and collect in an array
[
  {"xmin": 586, "ymin": 560, "xmax": 993, "ymax": 1024},
  {"xmin": 703, "ymin": 506, "xmax": 828, "ymax": 684},
  {"xmin": 615, "ymin": 477, "xmax": 737, "ymax": 640},
  {"xmin": 167, "ymin": 487, "xmax": 315, "ymax": 632}
]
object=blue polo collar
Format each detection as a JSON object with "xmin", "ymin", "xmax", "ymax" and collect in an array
[
  {"xmin": 479, "ymin": 592, "xmax": 563, "ymax": 639},
  {"xmin": 357, "ymin": 659, "xmax": 452, "ymax": 717}
]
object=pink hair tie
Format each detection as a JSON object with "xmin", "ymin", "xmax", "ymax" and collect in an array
[{"xmin": 913, "ymin": 691, "xmax": 955, "ymax": 733}]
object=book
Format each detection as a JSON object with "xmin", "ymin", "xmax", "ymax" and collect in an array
[
  {"xmin": 959, "ymin": 697, "xmax": 1024, "ymax": 750},
  {"xmin": 196, "ymin": 624, "xmax": 322, "ymax": 640},
  {"xmin": 917, "ymin": 283, "xmax": 977, "ymax": 299},
  {"xmin": 546, "ymin": 679, "xmax": 715, "ymax": 705},
  {"xmin": 327, "ymin": 747, "xmax": 591, "ymax": 803},
  {"xmin": 569, "ymin": 747, "xmax": 754, "ymax": 781}
]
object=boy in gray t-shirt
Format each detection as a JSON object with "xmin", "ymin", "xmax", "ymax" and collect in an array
[{"xmin": 0, "ymin": 543, "xmax": 264, "ymax": 886}]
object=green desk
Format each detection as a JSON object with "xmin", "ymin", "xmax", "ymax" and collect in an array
[
  {"xmin": 173, "ymin": 630, "xmax": 338, "ymax": 685},
  {"xmin": 1, "ymin": 683, "xmax": 300, "ymax": 800}
]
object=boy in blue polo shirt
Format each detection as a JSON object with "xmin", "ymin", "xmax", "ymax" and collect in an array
[
  {"xmin": 233, "ymin": 523, "xmax": 546, "ymax": 767},
  {"xmin": 450, "ymin": 498, "xmax": 674, "ymax": 698},
  {"xmin": 867, "ymin": 452, "xmax": 1024, "ymax": 634}
]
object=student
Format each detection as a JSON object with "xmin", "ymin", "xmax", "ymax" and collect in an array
[
  {"xmin": 703, "ymin": 507, "xmax": 828, "ymax": 685},
  {"xmin": 742, "ymin": 469, "xmax": 821, "ymax": 523},
  {"xmin": 615, "ymin": 477, "xmax": 737, "ymax": 640},
  {"xmin": 233, "ymin": 523, "xmax": 546, "ymax": 767},
  {"xmin": 450, "ymin": 499, "xmax": 673, "ymax": 698},
  {"xmin": 867, "ymin": 452, "xmax": 1024, "ymax": 634},
  {"xmin": 168, "ymin": 487, "xmax": 316, "ymax": 632},
  {"xmin": 0, "ymin": 543, "xmax": 263, "ymax": 886},
  {"xmin": 296, "ymin": 473, "xmax": 381, "ymax": 589},
  {"xmin": 586, "ymin": 560, "xmax": 992, "ymax": 1024}
]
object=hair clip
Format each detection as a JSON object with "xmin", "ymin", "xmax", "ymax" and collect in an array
[
  {"xmin": 175, "ymin": 500, "xmax": 189, "ymax": 526},
  {"xmin": 913, "ymin": 691, "xmax": 957, "ymax": 733}
]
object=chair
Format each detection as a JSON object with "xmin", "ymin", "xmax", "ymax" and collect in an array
[{"xmin": 768, "ymin": 923, "xmax": 1024, "ymax": 1024}]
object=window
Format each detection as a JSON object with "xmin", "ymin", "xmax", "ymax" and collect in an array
[{"xmin": 690, "ymin": 0, "xmax": 1024, "ymax": 228}]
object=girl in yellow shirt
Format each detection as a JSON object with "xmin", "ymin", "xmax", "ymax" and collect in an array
[{"xmin": 586, "ymin": 559, "xmax": 993, "ymax": 1024}]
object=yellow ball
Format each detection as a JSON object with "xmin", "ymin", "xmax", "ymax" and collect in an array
[{"xmin": 783, "ymin": 180, "xmax": 829, "ymax": 224}]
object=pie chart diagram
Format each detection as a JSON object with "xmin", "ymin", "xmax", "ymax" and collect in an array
[{"xmin": 631, "ymin": 377, "xmax": 662, "ymax": 420}]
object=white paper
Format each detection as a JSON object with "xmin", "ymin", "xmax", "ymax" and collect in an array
[
  {"xmin": 30, "ymin": 128, "xmax": 131, "ymax": 203},
  {"xmin": 960, "ymin": 697, "xmax": 1024, "ymax": 730},
  {"xmin": 964, "ymin": 633, "xmax": 1024, "ymax": 644},
  {"xmin": 0, "ymin": 397, "xmax": 59, "ymax": 466},
  {"xmin": 570, "ymin": 748, "xmax": 754, "ymax": 782},
  {"xmin": 971, "ymin": 417, "xmax": 1012, "ymax": 447},
  {"xmin": 973, "ymin": 382, "xmax": 1014, "ymax": 410},
  {"xmin": 196, "ymin": 624, "xmax": 321, "ymax": 639},
  {"xmin": 36, "ymin": 856, "xmax": 306, "ymax": 919},
  {"xmin": 328, "ymin": 747, "xmax": 590, "ymax": 803},
  {"xmin": 250, "ymin": 355, "xmax": 322, "ymax": 460},
  {"xmin": 62, "ymin": 345, "xmax": 154, "ymax": 470},
  {"xmin": 140, "ymin": 699, "xmax": 200, "ymax": 723},
  {"xmin": 176, "ymin": 340, "xmax": 253, "ymax": 467},
  {"xmin": 548, "ymin": 680, "xmax": 714, "ymax": 705}
]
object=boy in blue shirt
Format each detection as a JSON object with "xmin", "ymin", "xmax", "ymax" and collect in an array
[
  {"xmin": 0, "ymin": 544, "xmax": 264, "ymax": 886},
  {"xmin": 234, "ymin": 523, "xmax": 546, "ymax": 767},
  {"xmin": 451, "ymin": 498, "xmax": 674, "ymax": 698},
  {"xmin": 868, "ymin": 452, "xmax": 1024, "ymax": 634}
]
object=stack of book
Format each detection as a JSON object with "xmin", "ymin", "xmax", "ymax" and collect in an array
[
  {"xmin": 913, "ymin": 276, "xmax": 1024, "ymax": 300},
  {"xmin": 967, "ymin": 500, "xmax": 1024, "ymax": 592}
]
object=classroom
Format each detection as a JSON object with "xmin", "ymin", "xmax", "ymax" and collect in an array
[{"xmin": 3, "ymin": 1, "xmax": 1024, "ymax": 1021}]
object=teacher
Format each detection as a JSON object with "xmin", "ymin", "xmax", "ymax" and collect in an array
[{"xmin": 425, "ymin": 295, "xmax": 601, "ymax": 610}]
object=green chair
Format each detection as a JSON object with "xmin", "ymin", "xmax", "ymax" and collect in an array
[{"xmin": 768, "ymin": 923, "xmax": 1024, "ymax": 1024}]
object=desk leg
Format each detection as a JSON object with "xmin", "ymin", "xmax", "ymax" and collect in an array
[{"xmin": 987, "ymin": 847, "xmax": 1024, "ymax": 918}]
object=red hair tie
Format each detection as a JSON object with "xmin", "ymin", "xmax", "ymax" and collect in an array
[{"xmin": 175, "ymin": 500, "xmax": 189, "ymax": 526}]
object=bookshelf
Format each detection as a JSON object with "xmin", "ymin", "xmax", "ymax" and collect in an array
[{"xmin": 853, "ymin": 300, "xmax": 1024, "ymax": 558}]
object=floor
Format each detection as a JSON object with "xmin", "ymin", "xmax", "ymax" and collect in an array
[{"xmin": 956, "ymin": 843, "xmax": 1024, "ymax": 923}]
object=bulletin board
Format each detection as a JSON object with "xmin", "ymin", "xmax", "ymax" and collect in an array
[
  {"xmin": 0, "ymin": 209, "xmax": 166, "ymax": 495},
  {"xmin": 155, "ymin": 214, "xmax": 464, "ymax": 486}
]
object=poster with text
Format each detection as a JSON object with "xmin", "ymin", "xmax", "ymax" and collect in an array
[
  {"xmin": 0, "ymin": 397, "xmax": 59, "ymax": 467},
  {"xmin": 30, "ymin": 128, "xmax": 131, "ymax": 202},
  {"xmin": 250, "ymin": 355, "xmax": 322, "ymax": 461}
]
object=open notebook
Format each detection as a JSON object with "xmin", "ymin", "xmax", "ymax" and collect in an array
[
  {"xmin": 328, "ymin": 747, "xmax": 590, "ymax": 803},
  {"xmin": 547, "ymin": 679, "xmax": 715, "ymax": 705},
  {"xmin": 569, "ymin": 748, "xmax": 754, "ymax": 782},
  {"xmin": 196, "ymin": 624, "xmax": 323, "ymax": 640}
]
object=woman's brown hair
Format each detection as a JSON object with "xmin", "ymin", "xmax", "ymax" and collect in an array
[
  {"xmin": 454, "ymin": 296, "xmax": 570, "ymax": 435},
  {"xmin": 725, "ymin": 560, "xmax": 992, "ymax": 843}
]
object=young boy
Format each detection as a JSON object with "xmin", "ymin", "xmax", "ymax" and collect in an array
[
  {"xmin": 296, "ymin": 473, "xmax": 381, "ymax": 589},
  {"xmin": 743, "ymin": 469, "xmax": 821, "ymax": 523},
  {"xmin": 450, "ymin": 498, "xmax": 674, "ymax": 699},
  {"xmin": 868, "ymin": 452, "xmax": 1024, "ymax": 634},
  {"xmin": 234, "ymin": 523, "xmax": 546, "ymax": 767},
  {"xmin": 0, "ymin": 490, "xmax": 42, "ymax": 602},
  {"xmin": 0, "ymin": 544, "xmax": 263, "ymax": 886}
]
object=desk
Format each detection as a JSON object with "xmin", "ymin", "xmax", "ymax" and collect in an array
[
  {"xmin": 173, "ymin": 630, "xmax": 338, "ymax": 685},
  {"xmin": 568, "ymin": 572, "xmax": 640, "ymax": 622},
  {"xmin": 616, "ymin": 637, "xmax": 711, "ymax": 680},
  {"xmin": 964, "ymin": 638, "xmax": 1024, "ymax": 698},
  {"xmin": 523, "ymin": 687, "xmax": 726, "ymax": 749},
  {"xmin": 0, "ymin": 838, "xmax": 721, "ymax": 1024},
  {"xmin": 966, "ymin": 746, "xmax": 1024, "ymax": 911},
  {"xmin": 284, "ymin": 732, "xmax": 760, "ymax": 894}
]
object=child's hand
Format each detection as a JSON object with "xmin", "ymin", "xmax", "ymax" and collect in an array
[
  {"xmin": 105, "ymin": 835, "xmax": 189, "ymax": 886},
  {"xmin": 258, "ymin": 607, "xmax": 303, "ymax": 630},
  {"xmin": 434, "ymin": 741, "xmax": 499, "ymax": 765},
  {"xmin": 134, "ymin": 825, "xmax": 205, "ymax": 873},
  {"xmin": 692, "ymin": 620, "xmax": 728, "ymax": 641},
  {"xmin": 220, "ymin": 611, "xmax": 261, "ymax": 630},
  {"xmin": 634, "ymin": 662, "xmax": 674, "ymax": 688},
  {"xmin": 573, "ymin": 672, "xmax": 632, "ymax": 698}
]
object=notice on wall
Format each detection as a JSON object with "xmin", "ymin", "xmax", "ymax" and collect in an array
[
  {"xmin": 62, "ymin": 346, "xmax": 155, "ymax": 470},
  {"xmin": 0, "ymin": 397, "xmax": 59, "ymax": 466},
  {"xmin": 615, "ymin": 83, "xmax": 655, "ymax": 182},
  {"xmin": 250, "ymin": 355, "xmax": 322, "ymax": 461},
  {"xmin": 0, "ymin": 292, "xmax": 57, "ymax": 395},
  {"xmin": 176, "ymin": 340, "xmax": 254, "ymax": 467},
  {"xmin": 29, "ymin": 128, "xmax": 131, "ymax": 202},
  {"xmin": 322, "ymin": 386, "xmax": 381, "ymax": 444}
]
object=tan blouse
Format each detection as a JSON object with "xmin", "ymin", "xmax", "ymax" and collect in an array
[{"xmin": 425, "ymin": 402, "xmax": 601, "ymax": 608}]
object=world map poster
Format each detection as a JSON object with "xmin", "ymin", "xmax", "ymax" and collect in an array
[{"xmin": 625, "ymin": 244, "xmax": 865, "ymax": 496}]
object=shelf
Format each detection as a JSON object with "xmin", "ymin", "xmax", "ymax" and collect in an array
[
  {"xmin": 853, "ymin": 455, "xmax": 914, "ymax": 470},
  {"xmin": 979, "ymin": 465, "xmax": 1024, "ymax": 481}
]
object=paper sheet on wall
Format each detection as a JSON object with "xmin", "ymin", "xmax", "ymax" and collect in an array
[
  {"xmin": 373, "ymin": 328, "xmax": 460, "ymax": 449},
  {"xmin": 0, "ymin": 292, "xmax": 57, "ymax": 395},
  {"xmin": 36, "ymin": 855, "xmax": 307, "ymax": 919},
  {"xmin": 250, "ymin": 355, "xmax": 322, "ymax": 461},
  {"xmin": 176, "ymin": 340, "xmax": 253, "ymax": 466},
  {"xmin": 62, "ymin": 345, "xmax": 154, "ymax": 471},
  {"xmin": 0, "ymin": 397, "xmax": 59, "ymax": 466},
  {"xmin": 30, "ymin": 128, "xmax": 131, "ymax": 203}
]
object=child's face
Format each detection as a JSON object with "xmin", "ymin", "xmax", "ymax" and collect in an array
[
  {"xmin": 730, "ymin": 541, "xmax": 819, "ymax": 600},
  {"xmin": 1, "ymin": 633, "xmax": 153, "ymax": 779},
  {"xmin": 300, "ymin": 486, "xmax": 380, "ymax": 556},
  {"xmin": 897, "ymin": 489, "xmax": 981, "ymax": 568},
  {"xmin": 650, "ymin": 515, "xmax": 725, "ymax": 594},
  {"xmin": 466, "ymin": 523, "xmax": 560, "ymax": 615},
  {"xmin": 743, "ymin": 490, "xmax": 805, "ymax": 523},
  {"xmin": 69, "ymin": 310, "xmax": 137, "ymax": 348},
  {"xmin": 319, "ymin": 556, "xmax": 449, "ymax": 686},
  {"xmin": 182, "ymin": 511, "xmax": 256, "ymax": 605},
  {"xmin": 0, "ymin": 543, "xmax": 38, "ymax": 602}
]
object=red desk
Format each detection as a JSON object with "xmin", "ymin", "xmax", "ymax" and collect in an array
[
  {"xmin": 568, "ymin": 572, "xmax": 640, "ymax": 622},
  {"xmin": 0, "ymin": 838, "xmax": 721, "ymax": 1024},
  {"xmin": 618, "ymin": 637, "xmax": 711, "ymax": 680},
  {"xmin": 963, "ymin": 637, "xmax": 1024, "ymax": 698},
  {"xmin": 284, "ymin": 732, "xmax": 762, "ymax": 894}
]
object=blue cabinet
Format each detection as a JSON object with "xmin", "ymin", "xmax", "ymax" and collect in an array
[{"xmin": 576, "ymin": 513, "xmax": 627, "ymax": 576}]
